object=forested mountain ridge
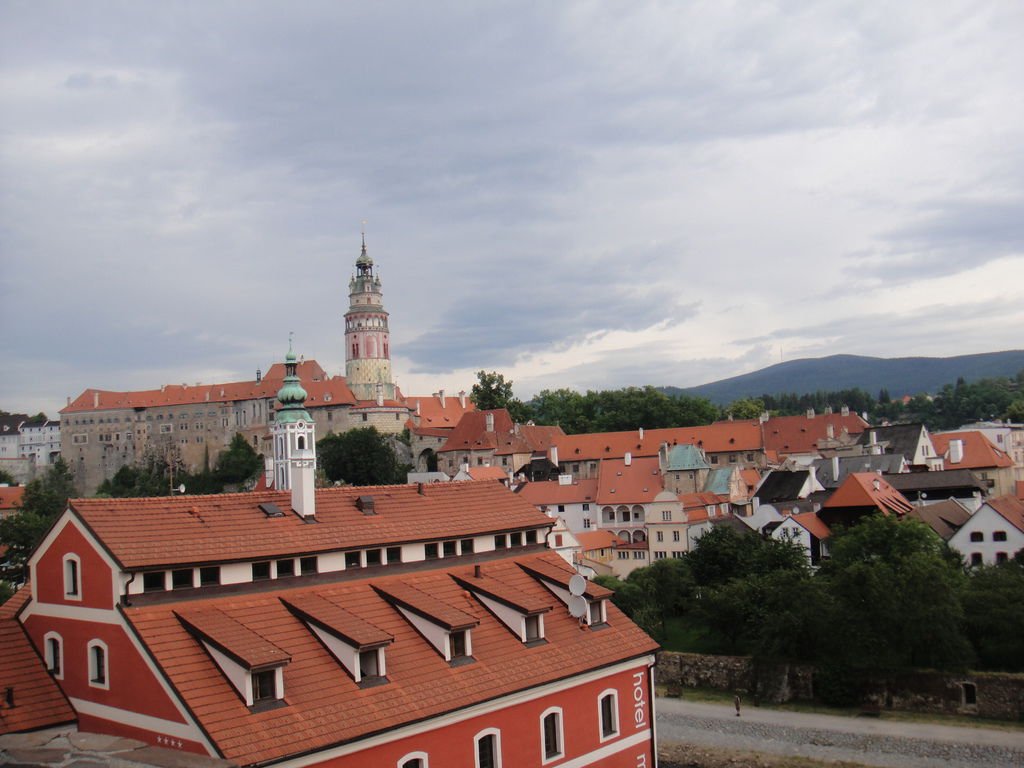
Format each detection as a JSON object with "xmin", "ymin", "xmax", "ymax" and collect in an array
[{"xmin": 665, "ymin": 350, "xmax": 1024, "ymax": 405}]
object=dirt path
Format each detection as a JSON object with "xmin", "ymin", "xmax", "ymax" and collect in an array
[{"xmin": 656, "ymin": 697, "xmax": 1024, "ymax": 768}]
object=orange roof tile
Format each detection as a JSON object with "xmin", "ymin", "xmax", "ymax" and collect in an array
[
  {"xmin": 574, "ymin": 530, "xmax": 619, "ymax": 552},
  {"xmin": 822, "ymin": 472, "xmax": 914, "ymax": 516},
  {"xmin": 406, "ymin": 394, "xmax": 475, "ymax": 429},
  {"xmin": 0, "ymin": 486, "xmax": 24, "ymax": 511},
  {"xmin": 177, "ymin": 609, "xmax": 291, "ymax": 669},
  {"xmin": 452, "ymin": 572, "xmax": 552, "ymax": 615},
  {"xmin": 439, "ymin": 410, "xmax": 515, "ymax": 452},
  {"xmin": 69, "ymin": 482, "xmax": 552, "ymax": 569},
  {"xmin": 515, "ymin": 479, "xmax": 599, "ymax": 506},
  {"xmin": 1016, "ymin": 480, "xmax": 1024, "ymax": 501},
  {"xmin": 791, "ymin": 511, "xmax": 831, "ymax": 540},
  {"xmin": 760, "ymin": 412, "xmax": 870, "ymax": 455},
  {"xmin": 985, "ymin": 495, "xmax": 1024, "ymax": 534},
  {"xmin": 0, "ymin": 616, "xmax": 76, "ymax": 734},
  {"xmin": 597, "ymin": 457, "xmax": 663, "ymax": 504},
  {"xmin": 283, "ymin": 594, "xmax": 393, "ymax": 648},
  {"xmin": 554, "ymin": 422, "xmax": 763, "ymax": 462},
  {"xmin": 125, "ymin": 551, "xmax": 655, "ymax": 765},
  {"xmin": 374, "ymin": 581, "xmax": 479, "ymax": 631},
  {"xmin": 466, "ymin": 466, "xmax": 508, "ymax": 481},
  {"xmin": 516, "ymin": 556, "xmax": 614, "ymax": 600},
  {"xmin": 932, "ymin": 431, "xmax": 1015, "ymax": 470},
  {"xmin": 679, "ymin": 491, "xmax": 722, "ymax": 509}
]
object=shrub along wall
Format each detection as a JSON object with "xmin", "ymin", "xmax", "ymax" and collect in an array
[{"xmin": 656, "ymin": 652, "xmax": 1024, "ymax": 720}]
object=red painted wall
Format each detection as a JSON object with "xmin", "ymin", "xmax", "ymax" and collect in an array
[
  {"xmin": 313, "ymin": 663, "xmax": 654, "ymax": 768},
  {"xmin": 22, "ymin": 614, "xmax": 186, "ymax": 723},
  {"xmin": 77, "ymin": 713, "xmax": 209, "ymax": 757},
  {"xmin": 34, "ymin": 519, "xmax": 114, "ymax": 610}
]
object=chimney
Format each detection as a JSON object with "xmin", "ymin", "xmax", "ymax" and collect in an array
[
  {"xmin": 474, "ymin": 564, "xmax": 482, "ymax": 578},
  {"xmin": 824, "ymin": 406, "xmax": 832, "ymax": 415},
  {"xmin": 759, "ymin": 411, "xmax": 769, "ymax": 423},
  {"xmin": 459, "ymin": 390, "xmax": 466, "ymax": 408},
  {"xmin": 806, "ymin": 408, "xmax": 815, "ymax": 419},
  {"xmin": 417, "ymin": 482, "xmax": 425, "ymax": 495},
  {"xmin": 256, "ymin": 368, "xmax": 262, "ymax": 382},
  {"xmin": 356, "ymin": 495, "xmax": 376, "ymax": 515},
  {"xmin": 439, "ymin": 389, "xmax": 446, "ymax": 408},
  {"xmin": 638, "ymin": 427, "xmax": 644, "ymax": 440},
  {"xmin": 831, "ymin": 455, "xmax": 839, "ymax": 480},
  {"xmin": 161, "ymin": 385, "xmax": 166, "ymax": 393},
  {"xmin": 66, "ymin": 396, "xmax": 71, "ymax": 406},
  {"xmin": 872, "ymin": 478, "xmax": 881, "ymax": 492},
  {"xmin": 869, "ymin": 431, "xmax": 877, "ymax": 445},
  {"xmin": 549, "ymin": 445, "xmax": 559, "ymax": 467},
  {"xmin": 205, "ymin": 391, "xmax": 210, "ymax": 402},
  {"xmin": 624, "ymin": 452, "xmax": 632, "ymax": 466},
  {"xmin": 826, "ymin": 423, "xmax": 835, "ymax": 439},
  {"xmin": 93, "ymin": 392, "xmax": 100, "ymax": 408},
  {"xmin": 291, "ymin": 448, "xmax": 317, "ymax": 519},
  {"xmin": 460, "ymin": 462, "xmax": 469, "ymax": 474},
  {"xmin": 415, "ymin": 400, "xmax": 421, "ymax": 416},
  {"xmin": 949, "ymin": 439, "xmax": 964, "ymax": 465},
  {"xmin": 485, "ymin": 413, "xmax": 495, "ymax": 432},
  {"xmin": 841, "ymin": 405, "xmax": 850, "ymax": 417}
]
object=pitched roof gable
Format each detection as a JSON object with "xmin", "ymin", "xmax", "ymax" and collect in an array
[
  {"xmin": 791, "ymin": 511, "xmax": 831, "ymax": 540},
  {"xmin": 932, "ymin": 431, "xmax": 1015, "ymax": 469},
  {"xmin": 177, "ymin": 609, "xmax": 291, "ymax": 669},
  {"xmin": 823, "ymin": 472, "xmax": 914, "ymax": 516},
  {"xmin": 596, "ymin": 457, "xmax": 662, "ymax": 504},
  {"xmin": 554, "ymin": 422, "xmax": 764, "ymax": 462},
  {"xmin": 985, "ymin": 494, "xmax": 1024, "ymax": 534},
  {"xmin": 515, "ymin": 479, "xmax": 599, "ymax": 506}
]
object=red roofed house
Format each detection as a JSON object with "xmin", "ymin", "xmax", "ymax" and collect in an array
[
  {"xmin": 436, "ymin": 409, "xmax": 565, "ymax": 479},
  {"xmin": 818, "ymin": 472, "xmax": 915, "ymax": 529},
  {"xmin": 0, "ymin": 485, "xmax": 24, "ymax": 521},
  {"xmin": 948, "ymin": 495, "xmax": 1024, "ymax": 567},
  {"xmin": 13, "ymin": 359, "xmax": 659, "ymax": 766},
  {"xmin": 515, "ymin": 477, "xmax": 600, "ymax": 533},
  {"xmin": 933, "ymin": 431, "xmax": 1017, "ymax": 497},
  {"xmin": 767, "ymin": 512, "xmax": 832, "ymax": 566},
  {"xmin": 760, "ymin": 407, "xmax": 870, "ymax": 461}
]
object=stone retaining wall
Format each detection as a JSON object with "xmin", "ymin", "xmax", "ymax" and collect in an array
[{"xmin": 656, "ymin": 651, "xmax": 1024, "ymax": 720}]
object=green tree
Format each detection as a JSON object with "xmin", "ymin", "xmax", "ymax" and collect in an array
[
  {"xmin": 819, "ymin": 515, "xmax": 972, "ymax": 672},
  {"xmin": 0, "ymin": 459, "xmax": 77, "ymax": 578},
  {"xmin": 318, "ymin": 427, "xmax": 405, "ymax": 486},
  {"xmin": 962, "ymin": 561, "xmax": 1024, "ymax": 671},
  {"xmin": 470, "ymin": 371, "xmax": 530, "ymax": 422},
  {"xmin": 214, "ymin": 433, "xmax": 263, "ymax": 485},
  {"xmin": 686, "ymin": 526, "xmax": 806, "ymax": 587},
  {"xmin": 1004, "ymin": 398, "xmax": 1024, "ymax": 423},
  {"xmin": 0, "ymin": 468, "xmax": 15, "ymax": 485},
  {"xmin": 722, "ymin": 397, "xmax": 765, "ymax": 421}
]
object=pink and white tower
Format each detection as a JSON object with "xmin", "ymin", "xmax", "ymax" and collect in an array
[{"xmin": 344, "ymin": 234, "xmax": 396, "ymax": 402}]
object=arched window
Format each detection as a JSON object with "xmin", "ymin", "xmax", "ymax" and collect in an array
[
  {"xmin": 598, "ymin": 689, "xmax": 619, "ymax": 740},
  {"xmin": 540, "ymin": 707, "xmax": 563, "ymax": 763},
  {"xmin": 87, "ymin": 639, "xmax": 109, "ymax": 689},
  {"xmin": 44, "ymin": 632, "xmax": 63, "ymax": 679},
  {"xmin": 474, "ymin": 728, "xmax": 502, "ymax": 768},
  {"xmin": 397, "ymin": 752, "xmax": 428, "ymax": 768},
  {"xmin": 297, "ymin": 435, "xmax": 306, "ymax": 450},
  {"xmin": 62, "ymin": 553, "xmax": 81, "ymax": 600}
]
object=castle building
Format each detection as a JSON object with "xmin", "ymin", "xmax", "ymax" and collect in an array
[{"xmin": 59, "ymin": 238, "xmax": 474, "ymax": 494}]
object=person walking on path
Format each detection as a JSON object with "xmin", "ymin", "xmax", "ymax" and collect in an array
[{"xmin": 734, "ymin": 694, "xmax": 741, "ymax": 717}]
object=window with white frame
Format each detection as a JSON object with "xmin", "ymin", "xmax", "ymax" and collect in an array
[
  {"xmin": 474, "ymin": 728, "xmax": 502, "ymax": 768},
  {"xmin": 88, "ymin": 639, "xmax": 108, "ymax": 689},
  {"xmin": 599, "ymin": 689, "xmax": 619, "ymax": 739},
  {"xmin": 541, "ymin": 707, "xmax": 563, "ymax": 762},
  {"xmin": 63, "ymin": 554, "xmax": 81, "ymax": 599},
  {"xmin": 398, "ymin": 753, "xmax": 428, "ymax": 768},
  {"xmin": 44, "ymin": 632, "xmax": 63, "ymax": 679}
]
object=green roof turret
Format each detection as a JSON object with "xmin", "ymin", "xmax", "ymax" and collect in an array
[{"xmin": 275, "ymin": 336, "xmax": 312, "ymax": 423}]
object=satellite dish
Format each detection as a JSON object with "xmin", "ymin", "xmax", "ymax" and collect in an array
[
  {"xmin": 568, "ymin": 595, "xmax": 588, "ymax": 619},
  {"xmin": 568, "ymin": 574, "xmax": 587, "ymax": 596},
  {"xmin": 177, "ymin": 484, "xmax": 186, "ymax": 494}
]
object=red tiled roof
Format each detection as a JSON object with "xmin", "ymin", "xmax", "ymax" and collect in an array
[
  {"xmin": 466, "ymin": 466, "xmax": 508, "ymax": 481},
  {"xmin": 986, "ymin": 495, "xmax": 1024, "ymax": 534},
  {"xmin": 932, "ymin": 431, "xmax": 1015, "ymax": 470},
  {"xmin": 760, "ymin": 412, "xmax": 870, "ymax": 455},
  {"xmin": 68, "ymin": 482, "xmax": 552, "ymax": 569},
  {"xmin": 516, "ymin": 555, "xmax": 614, "ymax": 600},
  {"xmin": 177, "ymin": 609, "xmax": 291, "ymax": 669},
  {"xmin": 0, "ymin": 486, "xmax": 24, "ymax": 511},
  {"xmin": 597, "ymin": 457, "xmax": 663, "ymax": 504},
  {"xmin": 554, "ymin": 422, "xmax": 764, "ymax": 462},
  {"xmin": 0, "ymin": 616, "xmax": 76, "ymax": 734},
  {"xmin": 438, "ymin": 410, "xmax": 515, "ymax": 452},
  {"xmin": 283, "ymin": 594, "xmax": 393, "ymax": 648},
  {"xmin": 0, "ymin": 584, "xmax": 31, "ymax": 619},
  {"xmin": 515, "ymin": 479, "xmax": 599, "ymax": 506},
  {"xmin": 791, "ymin": 511, "xmax": 831, "ymax": 540},
  {"xmin": 126, "ymin": 551, "xmax": 654, "ymax": 765},
  {"xmin": 822, "ymin": 472, "xmax": 914, "ymax": 516},
  {"xmin": 61, "ymin": 360, "xmax": 347, "ymax": 414},
  {"xmin": 406, "ymin": 394, "xmax": 475, "ymax": 428},
  {"xmin": 740, "ymin": 468, "xmax": 762, "ymax": 493},
  {"xmin": 452, "ymin": 571, "xmax": 552, "ymax": 615},
  {"xmin": 679, "ymin": 491, "xmax": 722, "ymax": 509},
  {"xmin": 374, "ymin": 581, "xmax": 479, "ymax": 631},
  {"xmin": 1016, "ymin": 480, "xmax": 1024, "ymax": 501},
  {"xmin": 574, "ymin": 530, "xmax": 619, "ymax": 552}
]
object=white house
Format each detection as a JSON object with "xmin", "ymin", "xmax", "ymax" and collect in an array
[{"xmin": 948, "ymin": 495, "xmax": 1024, "ymax": 566}]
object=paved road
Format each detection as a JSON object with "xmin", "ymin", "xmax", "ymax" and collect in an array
[{"xmin": 656, "ymin": 697, "xmax": 1024, "ymax": 768}]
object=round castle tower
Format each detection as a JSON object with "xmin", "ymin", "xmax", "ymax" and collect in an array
[{"xmin": 344, "ymin": 235, "xmax": 396, "ymax": 402}]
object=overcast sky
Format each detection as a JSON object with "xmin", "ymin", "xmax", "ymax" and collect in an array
[{"xmin": 3, "ymin": 1, "xmax": 1024, "ymax": 418}]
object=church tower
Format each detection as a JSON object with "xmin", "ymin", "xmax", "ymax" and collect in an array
[
  {"xmin": 272, "ymin": 341, "xmax": 316, "ymax": 516},
  {"xmin": 344, "ymin": 235, "xmax": 396, "ymax": 402}
]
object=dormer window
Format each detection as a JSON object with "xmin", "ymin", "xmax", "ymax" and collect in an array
[
  {"xmin": 375, "ymin": 582, "xmax": 479, "ymax": 666},
  {"xmin": 252, "ymin": 668, "xmax": 278, "ymax": 702},
  {"xmin": 588, "ymin": 600, "xmax": 606, "ymax": 626},
  {"xmin": 456, "ymin": 572, "xmax": 550, "ymax": 645},
  {"xmin": 449, "ymin": 630, "xmax": 469, "ymax": 659},
  {"xmin": 525, "ymin": 615, "xmax": 541, "ymax": 642}
]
